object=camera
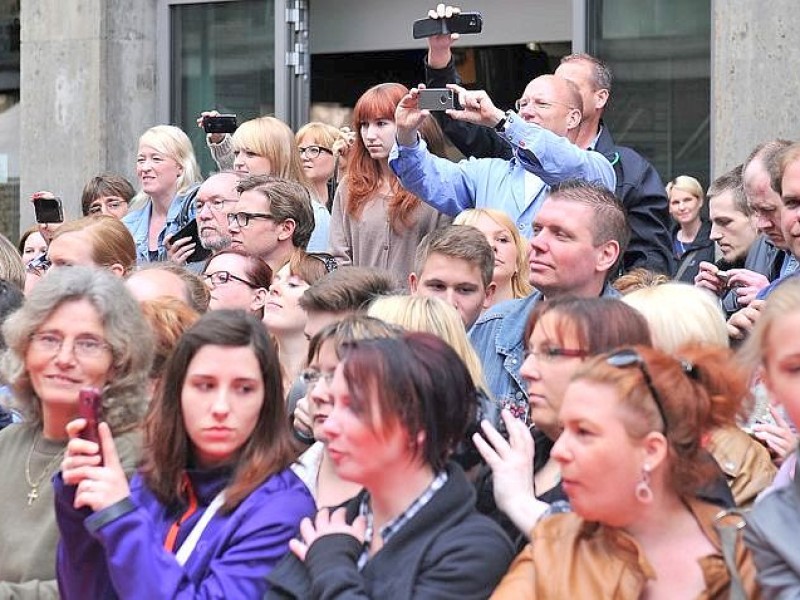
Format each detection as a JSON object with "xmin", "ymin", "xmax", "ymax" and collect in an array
[{"xmin": 418, "ymin": 88, "xmax": 463, "ymax": 111}]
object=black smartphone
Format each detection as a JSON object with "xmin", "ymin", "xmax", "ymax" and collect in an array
[
  {"xmin": 33, "ymin": 197, "xmax": 64, "ymax": 224},
  {"xmin": 172, "ymin": 219, "xmax": 212, "ymax": 263},
  {"xmin": 202, "ymin": 114, "xmax": 238, "ymax": 134},
  {"xmin": 78, "ymin": 388, "xmax": 103, "ymax": 462},
  {"xmin": 412, "ymin": 11, "xmax": 483, "ymax": 39},
  {"xmin": 418, "ymin": 88, "xmax": 463, "ymax": 111}
]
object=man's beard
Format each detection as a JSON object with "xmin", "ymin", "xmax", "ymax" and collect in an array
[{"xmin": 201, "ymin": 232, "xmax": 232, "ymax": 252}]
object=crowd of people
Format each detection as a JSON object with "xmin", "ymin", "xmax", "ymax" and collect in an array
[{"xmin": 0, "ymin": 4, "xmax": 799, "ymax": 598}]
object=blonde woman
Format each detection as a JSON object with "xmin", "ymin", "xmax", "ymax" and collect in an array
[
  {"xmin": 454, "ymin": 208, "xmax": 532, "ymax": 303},
  {"xmin": 666, "ymin": 175, "xmax": 713, "ymax": 282},
  {"xmin": 123, "ymin": 125, "xmax": 202, "ymax": 264}
]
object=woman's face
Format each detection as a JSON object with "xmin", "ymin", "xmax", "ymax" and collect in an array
[
  {"xmin": 551, "ymin": 379, "xmax": 647, "ymax": 525},
  {"xmin": 518, "ymin": 311, "xmax": 586, "ymax": 437},
  {"xmin": 232, "ymin": 147, "xmax": 272, "ymax": 177},
  {"xmin": 181, "ymin": 344, "xmax": 265, "ymax": 468},
  {"xmin": 360, "ymin": 117, "xmax": 397, "ymax": 161},
  {"xmin": 668, "ymin": 188, "xmax": 702, "ymax": 226},
  {"xmin": 46, "ymin": 231, "xmax": 98, "ymax": 269},
  {"xmin": 322, "ymin": 363, "xmax": 413, "ymax": 487},
  {"xmin": 307, "ymin": 339, "xmax": 338, "ymax": 442},
  {"xmin": 470, "ymin": 213, "xmax": 519, "ymax": 289},
  {"xmin": 262, "ymin": 264, "xmax": 310, "ymax": 335},
  {"xmin": 763, "ymin": 309, "xmax": 800, "ymax": 426},
  {"xmin": 298, "ymin": 134, "xmax": 336, "ymax": 185},
  {"xmin": 136, "ymin": 144, "xmax": 182, "ymax": 200},
  {"xmin": 204, "ymin": 253, "xmax": 266, "ymax": 315},
  {"xmin": 22, "ymin": 231, "xmax": 48, "ymax": 265},
  {"xmin": 25, "ymin": 299, "xmax": 114, "ymax": 411}
]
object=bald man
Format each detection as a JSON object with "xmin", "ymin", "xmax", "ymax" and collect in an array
[{"xmin": 389, "ymin": 74, "xmax": 615, "ymax": 240}]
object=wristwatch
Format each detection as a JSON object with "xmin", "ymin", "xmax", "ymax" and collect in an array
[{"xmin": 494, "ymin": 110, "xmax": 512, "ymax": 132}]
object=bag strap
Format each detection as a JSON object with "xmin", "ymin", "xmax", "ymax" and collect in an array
[
  {"xmin": 174, "ymin": 491, "xmax": 226, "ymax": 566},
  {"xmin": 674, "ymin": 248, "xmax": 702, "ymax": 281},
  {"xmin": 714, "ymin": 510, "xmax": 747, "ymax": 600}
]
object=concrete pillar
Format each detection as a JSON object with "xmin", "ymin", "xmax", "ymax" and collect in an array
[
  {"xmin": 712, "ymin": 0, "xmax": 800, "ymax": 177},
  {"xmin": 20, "ymin": 0, "xmax": 157, "ymax": 230}
]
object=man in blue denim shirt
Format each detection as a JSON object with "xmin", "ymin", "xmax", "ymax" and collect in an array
[{"xmin": 469, "ymin": 181, "xmax": 625, "ymax": 414}]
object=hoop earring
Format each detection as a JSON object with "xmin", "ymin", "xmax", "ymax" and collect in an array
[{"xmin": 635, "ymin": 464, "xmax": 653, "ymax": 504}]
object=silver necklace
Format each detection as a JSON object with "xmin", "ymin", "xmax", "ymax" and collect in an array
[{"xmin": 24, "ymin": 434, "xmax": 66, "ymax": 506}]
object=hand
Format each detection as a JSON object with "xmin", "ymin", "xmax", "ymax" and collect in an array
[
  {"xmin": 727, "ymin": 299, "xmax": 765, "ymax": 340},
  {"xmin": 293, "ymin": 396, "xmax": 314, "ymax": 440},
  {"xmin": 332, "ymin": 126, "xmax": 356, "ymax": 161},
  {"xmin": 197, "ymin": 110, "xmax": 226, "ymax": 144},
  {"xmin": 471, "ymin": 410, "xmax": 549, "ymax": 536},
  {"xmin": 165, "ymin": 234, "xmax": 196, "ymax": 265},
  {"xmin": 31, "ymin": 191, "xmax": 61, "ymax": 242},
  {"xmin": 62, "ymin": 420, "xmax": 131, "ymax": 512},
  {"xmin": 426, "ymin": 4, "xmax": 461, "ymax": 69},
  {"xmin": 752, "ymin": 406, "xmax": 797, "ymax": 465},
  {"xmin": 726, "ymin": 269, "xmax": 770, "ymax": 307},
  {"xmin": 289, "ymin": 507, "xmax": 367, "ymax": 562},
  {"xmin": 445, "ymin": 83, "xmax": 506, "ymax": 129},
  {"xmin": 395, "ymin": 85, "xmax": 431, "ymax": 146},
  {"xmin": 694, "ymin": 261, "xmax": 725, "ymax": 295}
]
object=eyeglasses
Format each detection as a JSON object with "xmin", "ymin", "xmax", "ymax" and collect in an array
[
  {"xmin": 227, "ymin": 212, "xmax": 274, "ymax": 228},
  {"xmin": 298, "ymin": 145, "xmax": 333, "ymax": 159},
  {"xmin": 308, "ymin": 252, "xmax": 338, "ymax": 274},
  {"xmin": 29, "ymin": 332, "xmax": 111, "ymax": 359},
  {"xmin": 88, "ymin": 199, "xmax": 128, "ymax": 216},
  {"xmin": 203, "ymin": 270, "xmax": 256, "ymax": 289},
  {"xmin": 606, "ymin": 348, "xmax": 669, "ymax": 433},
  {"xmin": 523, "ymin": 347, "xmax": 588, "ymax": 362},
  {"xmin": 196, "ymin": 197, "xmax": 237, "ymax": 213},
  {"xmin": 300, "ymin": 367, "xmax": 335, "ymax": 388},
  {"xmin": 514, "ymin": 97, "xmax": 577, "ymax": 112}
]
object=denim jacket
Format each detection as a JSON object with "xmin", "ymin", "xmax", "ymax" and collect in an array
[
  {"xmin": 122, "ymin": 186, "xmax": 198, "ymax": 264},
  {"xmin": 469, "ymin": 285, "xmax": 620, "ymax": 414}
]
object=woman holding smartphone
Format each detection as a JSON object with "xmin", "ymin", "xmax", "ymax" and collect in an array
[{"xmin": 55, "ymin": 310, "xmax": 316, "ymax": 599}]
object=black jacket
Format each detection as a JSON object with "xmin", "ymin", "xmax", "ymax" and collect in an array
[
  {"xmin": 425, "ymin": 59, "xmax": 675, "ymax": 275},
  {"xmin": 671, "ymin": 220, "xmax": 715, "ymax": 283},
  {"xmin": 265, "ymin": 462, "xmax": 514, "ymax": 600}
]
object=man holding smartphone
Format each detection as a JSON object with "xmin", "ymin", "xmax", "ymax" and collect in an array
[{"xmin": 167, "ymin": 172, "xmax": 239, "ymax": 271}]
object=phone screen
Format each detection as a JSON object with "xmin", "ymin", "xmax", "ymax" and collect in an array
[{"xmin": 33, "ymin": 197, "xmax": 64, "ymax": 224}]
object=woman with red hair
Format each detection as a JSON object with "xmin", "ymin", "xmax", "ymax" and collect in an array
[{"xmin": 329, "ymin": 83, "xmax": 450, "ymax": 286}]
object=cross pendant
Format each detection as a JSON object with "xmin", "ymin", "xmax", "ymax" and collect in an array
[{"xmin": 27, "ymin": 487, "xmax": 38, "ymax": 506}]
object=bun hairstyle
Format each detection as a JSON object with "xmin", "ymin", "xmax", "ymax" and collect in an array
[{"xmin": 574, "ymin": 343, "xmax": 746, "ymax": 498}]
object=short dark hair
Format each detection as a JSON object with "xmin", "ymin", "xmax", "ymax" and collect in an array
[
  {"xmin": 707, "ymin": 164, "xmax": 749, "ymax": 215},
  {"xmin": 80, "ymin": 173, "xmax": 136, "ymax": 216},
  {"xmin": 236, "ymin": 175, "xmax": 315, "ymax": 249},
  {"xmin": 300, "ymin": 266, "xmax": 396, "ymax": 313},
  {"xmin": 340, "ymin": 332, "xmax": 476, "ymax": 472},
  {"xmin": 414, "ymin": 225, "xmax": 494, "ymax": 289},
  {"xmin": 560, "ymin": 53, "xmax": 613, "ymax": 92},
  {"xmin": 547, "ymin": 179, "xmax": 629, "ymax": 271},
  {"xmin": 140, "ymin": 310, "xmax": 295, "ymax": 512}
]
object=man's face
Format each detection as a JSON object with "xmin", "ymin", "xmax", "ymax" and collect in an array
[
  {"xmin": 779, "ymin": 158, "xmax": 800, "ymax": 259},
  {"xmin": 528, "ymin": 198, "xmax": 614, "ymax": 297},
  {"xmin": 554, "ymin": 60, "xmax": 605, "ymax": 125},
  {"xmin": 516, "ymin": 76, "xmax": 579, "ymax": 138},
  {"xmin": 195, "ymin": 173, "xmax": 238, "ymax": 251},
  {"xmin": 409, "ymin": 253, "xmax": 492, "ymax": 330},
  {"xmin": 743, "ymin": 159, "xmax": 786, "ymax": 248},
  {"xmin": 227, "ymin": 189, "xmax": 282, "ymax": 260},
  {"xmin": 709, "ymin": 191, "xmax": 759, "ymax": 263}
]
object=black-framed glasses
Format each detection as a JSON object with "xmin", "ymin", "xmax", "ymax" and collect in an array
[
  {"xmin": 298, "ymin": 145, "xmax": 333, "ymax": 159},
  {"xmin": 308, "ymin": 252, "xmax": 338, "ymax": 274},
  {"xmin": 524, "ymin": 347, "xmax": 588, "ymax": 362},
  {"xmin": 606, "ymin": 348, "xmax": 669, "ymax": 433},
  {"xmin": 227, "ymin": 212, "xmax": 274, "ymax": 228},
  {"xmin": 203, "ymin": 270, "xmax": 256, "ymax": 288}
]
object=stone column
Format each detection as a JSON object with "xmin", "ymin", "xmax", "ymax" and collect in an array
[{"xmin": 20, "ymin": 0, "xmax": 157, "ymax": 229}]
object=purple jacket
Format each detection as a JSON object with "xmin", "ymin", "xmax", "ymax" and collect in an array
[{"xmin": 54, "ymin": 465, "xmax": 315, "ymax": 599}]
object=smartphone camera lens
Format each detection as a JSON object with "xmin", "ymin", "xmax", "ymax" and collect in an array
[{"xmin": 439, "ymin": 94, "xmax": 449, "ymax": 105}]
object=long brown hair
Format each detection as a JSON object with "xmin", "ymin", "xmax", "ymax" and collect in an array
[
  {"xmin": 346, "ymin": 82, "xmax": 420, "ymax": 230},
  {"xmin": 139, "ymin": 310, "xmax": 294, "ymax": 512}
]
